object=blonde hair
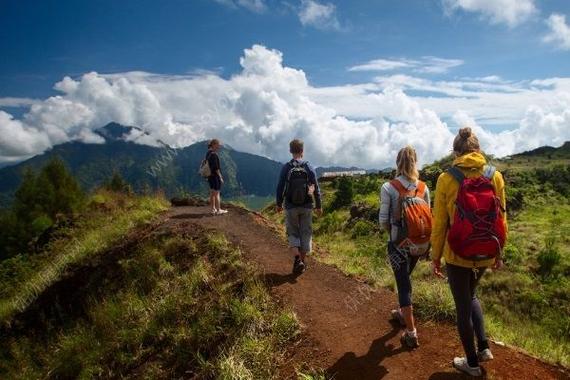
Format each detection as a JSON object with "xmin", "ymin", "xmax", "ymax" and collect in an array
[
  {"xmin": 208, "ymin": 139, "xmax": 220, "ymax": 149},
  {"xmin": 396, "ymin": 145, "xmax": 419, "ymax": 181},
  {"xmin": 453, "ymin": 127, "xmax": 480, "ymax": 155}
]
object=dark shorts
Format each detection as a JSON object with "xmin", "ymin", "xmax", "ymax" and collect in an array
[{"xmin": 207, "ymin": 175, "xmax": 221, "ymax": 191}]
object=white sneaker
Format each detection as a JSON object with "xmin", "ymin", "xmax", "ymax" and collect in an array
[
  {"xmin": 217, "ymin": 209, "xmax": 228, "ymax": 215},
  {"xmin": 478, "ymin": 348, "xmax": 494, "ymax": 362},
  {"xmin": 453, "ymin": 357, "xmax": 482, "ymax": 377},
  {"xmin": 211, "ymin": 209, "xmax": 218, "ymax": 215}
]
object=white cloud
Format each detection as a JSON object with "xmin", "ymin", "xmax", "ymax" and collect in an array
[
  {"xmin": 0, "ymin": 97, "xmax": 39, "ymax": 108},
  {"xmin": 213, "ymin": 0, "xmax": 266, "ymax": 13},
  {"xmin": 544, "ymin": 13, "xmax": 570, "ymax": 50},
  {"xmin": 0, "ymin": 44, "xmax": 569, "ymax": 169},
  {"xmin": 443, "ymin": 0, "xmax": 537, "ymax": 27},
  {"xmin": 349, "ymin": 56, "xmax": 464, "ymax": 74},
  {"xmin": 298, "ymin": 0, "xmax": 340, "ymax": 30}
]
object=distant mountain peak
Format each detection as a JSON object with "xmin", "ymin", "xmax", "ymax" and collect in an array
[{"xmin": 95, "ymin": 123, "xmax": 141, "ymax": 142}]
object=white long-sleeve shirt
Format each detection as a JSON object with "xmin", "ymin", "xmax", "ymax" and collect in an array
[{"xmin": 379, "ymin": 175, "xmax": 431, "ymax": 242}]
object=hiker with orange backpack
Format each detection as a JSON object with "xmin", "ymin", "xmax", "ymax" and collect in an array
[
  {"xmin": 431, "ymin": 128, "xmax": 507, "ymax": 377},
  {"xmin": 379, "ymin": 146, "xmax": 432, "ymax": 349}
]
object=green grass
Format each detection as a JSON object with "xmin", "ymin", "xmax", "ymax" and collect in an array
[
  {"xmin": 0, "ymin": 191, "xmax": 169, "ymax": 324},
  {"xmin": 0, "ymin": 229, "xmax": 300, "ymax": 379}
]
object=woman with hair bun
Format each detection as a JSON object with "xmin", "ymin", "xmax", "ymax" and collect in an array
[{"xmin": 431, "ymin": 127, "xmax": 507, "ymax": 376}]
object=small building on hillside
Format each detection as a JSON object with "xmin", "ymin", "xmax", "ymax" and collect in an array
[{"xmin": 319, "ymin": 170, "xmax": 366, "ymax": 182}]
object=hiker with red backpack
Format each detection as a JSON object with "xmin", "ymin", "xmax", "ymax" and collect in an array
[
  {"xmin": 379, "ymin": 145, "xmax": 432, "ymax": 349},
  {"xmin": 276, "ymin": 139, "xmax": 323, "ymax": 274},
  {"xmin": 431, "ymin": 127, "xmax": 507, "ymax": 377}
]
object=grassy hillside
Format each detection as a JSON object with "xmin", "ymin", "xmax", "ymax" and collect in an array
[
  {"xmin": 263, "ymin": 147, "xmax": 570, "ymax": 368},
  {"xmin": 0, "ymin": 192, "xmax": 299, "ymax": 379}
]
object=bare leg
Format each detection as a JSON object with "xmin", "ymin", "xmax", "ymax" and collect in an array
[
  {"xmin": 214, "ymin": 191, "xmax": 221, "ymax": 211},
  {"xmin": 401, "ymin": 305, "xmax": 416, "ymax": 332},
  {"xmin": 209, "ymin": 190, "xmax": 217, "ymax": 212},
  {"xmin": 216, "ymin": 191, "xmax": 222, "ymax": 210}
]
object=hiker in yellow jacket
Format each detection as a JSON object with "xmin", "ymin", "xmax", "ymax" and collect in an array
[{"xmin": 431, "ymin": 127, "xmax": 507, "ymax": 377}]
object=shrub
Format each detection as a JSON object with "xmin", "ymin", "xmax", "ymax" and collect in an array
[
  {"xmin": 315, "ymin": 211, "xmax": 345, "ymax": 235},
  {"xmin": 537, "ymin": 237, "xmax": 561, "ymax": 278},
  {"xmin": 351, "ymin": 220, "xmax": 376, "ymax": 238}
]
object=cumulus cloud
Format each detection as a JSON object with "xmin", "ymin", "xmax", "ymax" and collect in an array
[
  {"xmin": 349, "ymin": 56, "xmax": 464, "ymax": 74},
  {"xmin": 298, "ymin": 0, "xmax": 340, "ymax": 30},
  {"xmin": 0, "ymin": 44, "xmax": 569, "ymax": 168},
  {"xmin": 442, "ymin": 0, "xmax": 537, "ymax": 27},
  {"xmin": 544, "ymin": 13, "xmax": 570, "ymax": 50}
]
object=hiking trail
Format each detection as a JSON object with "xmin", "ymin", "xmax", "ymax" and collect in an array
[{"xmin": 165, "ymin": 205, "xmax": 569, "ymax": 380}]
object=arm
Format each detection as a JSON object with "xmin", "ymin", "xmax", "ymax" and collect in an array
[
  {"xmin": 276, "ymin": 164, "xmax": 288, "ymax": 208},
  {"xmin": 378, "ymin": 183, "xmax": 391, "ymax": 232},
  {"xmin": 430, "ymin": 173, "xmax": 447, "ymax": 262},
  {"xmin": 495, "ymin": 171, "xmax": 508, "ymax": 235},
  {"xmin": 423, "ymin": 184, "xmax": 431, "ymax": 208},
  {"xmin": 307, "ymin": 163, "xmax": 322, "ymax": 210}
]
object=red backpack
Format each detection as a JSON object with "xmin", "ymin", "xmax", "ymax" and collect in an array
[
  {"xmin": 390, "ymin": 180, "xmax": 433, "ymax": 256},
  {"xmin": 447, "ymin": 165, "xmax": 506, "ymax": 261}
]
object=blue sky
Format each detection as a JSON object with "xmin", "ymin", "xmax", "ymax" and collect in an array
[
  {"xmin": 1, "ymin": 0, "xmax": 570, "ymax": 167},
  {"xmin": 2, "ymin": 0, "xmax": 569, "ymax": 96}
]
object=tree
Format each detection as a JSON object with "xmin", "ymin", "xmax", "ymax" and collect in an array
[
  {"xmin": 0, "ymin": 157, "xmax": 85, "ymax": 259},
  {"xmin": 105, "ymin": 171, "xmax": 133, "ymax": 194},
  {"xmin": 330, "ymin": 177, "xmax": 354, "ymax": 210}
]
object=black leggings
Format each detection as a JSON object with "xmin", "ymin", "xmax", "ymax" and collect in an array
[
  {"xmin": 388, "ymin": 243, "xmax": 419, "ymax": 308},
  {"xmin": 447, "ymin": 264, "xmax": 490, "ymax": 367}
]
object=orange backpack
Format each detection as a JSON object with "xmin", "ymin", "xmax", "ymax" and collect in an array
[{"xmin": 390, "ymin": 180, "xmax": 433, "ymax": 255}]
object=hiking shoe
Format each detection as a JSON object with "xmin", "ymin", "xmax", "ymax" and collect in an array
[
  {"xmin": 477, "ymin": 348, "xmax": 494, "ymax": 362},
  {"xmin": 391, "ymin": 309, "xmax": 406, "ymax": 326},
  {"xmin": 453, "ymin": 357, "xmax": 482, "ymax": 377},
  {"xmin": 217, "ymin": 209, "xmax": 228, "ymax": 215},
  {"xmin": 292, "ymin": 257, "xmax": 305, "ymax": 274},
  {"xmin": 400, "ymin": 331, "xmax": 419, "ymax": 349}
]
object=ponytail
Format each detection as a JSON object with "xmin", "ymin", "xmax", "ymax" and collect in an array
[{"xmin": 396, "ymin": 145, "xmax": 419, "ymax": 182}]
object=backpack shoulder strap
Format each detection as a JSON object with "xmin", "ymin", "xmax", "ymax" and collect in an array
[
  {"xmin": 389, "ymin": 179, "xmax": 408, "ymax": 197},
  {"xmin": 415, "ymin": 181, "xmax": 426, "ymax": 198},
  {"xmin": 483, "ymin": 165, "xmax": 496, "ymax": 180},
  {"xmin": 447, "ymin": 166, "xmax": 465, "ymax": 184}
]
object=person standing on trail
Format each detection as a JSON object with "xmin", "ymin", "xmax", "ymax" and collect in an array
[
  {"xmin": 431, "ymin": 127, "xmax": 507, "ymax": 377},
  {"xmin": 204, "ymin": 139, "xmax": 228, "ymax": 216},
  {"xmin": 379, "ymin": 145, "xmax": 432, "ymax": 349},
  {"xmin": 276, "ymin": 139, "xmax": 323, "ymax": 274}
]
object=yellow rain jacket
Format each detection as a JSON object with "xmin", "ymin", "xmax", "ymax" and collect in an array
[{"xmin": 431, "ymin": 152, "xmax": 508, "ymax": 268}]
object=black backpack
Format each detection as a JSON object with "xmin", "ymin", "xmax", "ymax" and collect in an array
[{"xmin": 285, "ymin": 160, "xmax": 310, "ymax": 206}]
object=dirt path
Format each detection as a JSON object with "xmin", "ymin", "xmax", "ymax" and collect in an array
[{"xmin": 165, "ymin": 205, "xmax": 568, "ymax": 380}]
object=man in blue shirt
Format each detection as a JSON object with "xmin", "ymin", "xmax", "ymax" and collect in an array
[{"xmin": 276, "ymin": 139, "xmax": 322, "ymax": 274}]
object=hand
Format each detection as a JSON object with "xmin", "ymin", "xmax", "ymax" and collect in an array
[
  {"xmin": 493, "ymin": 258, "xmax": 504, "ymax": 270},
  {"xmin": 219, "ymin": 177, "xmax": 224, "ymax": 184},
  {"xmin": 432, "ymin": 259, "xmax": 445, "ymax": 279},
  {"xmin": 308, "ymin": 184, "xmax": 315, "ymax": 196},
  {"xmin": 315, "ymin": 208, "xmax": 323, "ymax": 217},
  {"xmin": 275, "ymin": 206, "xmax": 283, "ymax": 213}
]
